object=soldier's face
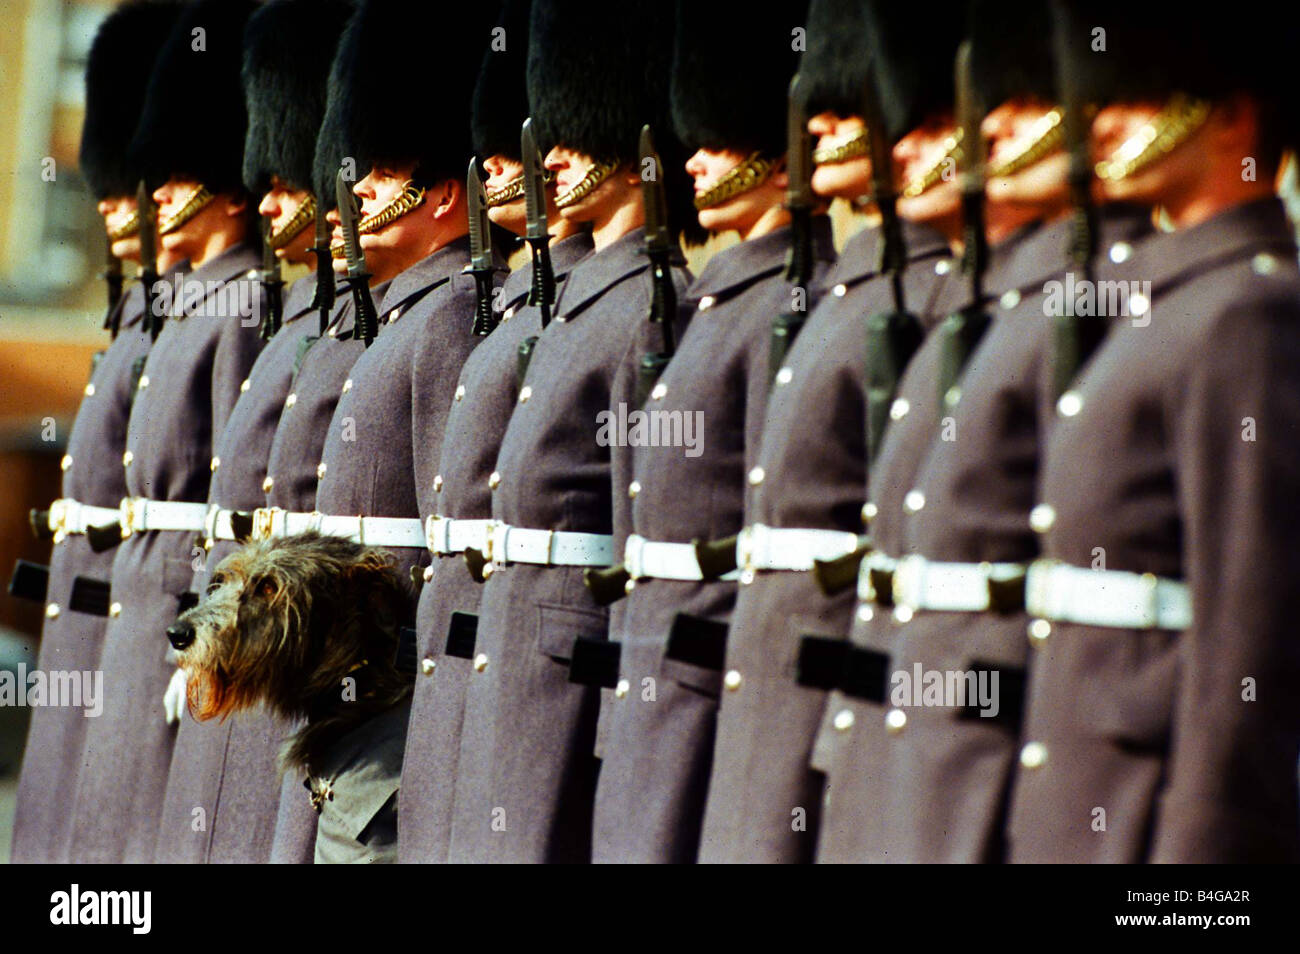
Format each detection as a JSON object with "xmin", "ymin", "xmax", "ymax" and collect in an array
[
  {"xmin": 808, "ymin": 112, "xmax": 871, "ymax": 200},
  {"xmin": 483, "ymin": 154, "xmax": 527, "ymax": 236},
  {"xmin": 894, "ymin": 114, "xmax": 962, "ymax": 230},
  {"xmin": 98, "ymin": 194, "xmax": 141, "ymax": 263},
  {"xmin": 983, "ymin": 97, "xmax": 1069, "ymax": 222},
  {"xmin": 258, "ymin": 178, "xmax": 315, "ymax": 264},
  {"xmin": 685, "ymin": 147, "xmax": 788, "ymax": 238},
  {"xmin": 544, "ymin": 145, "xmax": 633, "ymax": 225},
  {"xmin": 154, "ymin": 176, "xmax": 246, "ymax": 262},
  {"xmin": 353, "ymin": 161, "xmax": 430, "ymax": 281}
]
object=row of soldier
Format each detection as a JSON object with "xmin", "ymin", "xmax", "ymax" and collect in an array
[{"xmin": 8, "ymin": 0, "xmax": 1300, "ymax": 863}]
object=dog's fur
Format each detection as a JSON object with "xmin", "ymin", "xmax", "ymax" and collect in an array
[{"xmin": 171, "ymin": 532, "xmax": 413, "ymax": 772}]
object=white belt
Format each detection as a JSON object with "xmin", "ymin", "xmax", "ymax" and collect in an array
[
  {"xmin": 736, "ymin": 524, "xmax": 861, "ymax": 573},
  {"xmin": 858, "ymin": 551, "xmax": 899, "ymax": 602},
  {"xmin": 249, "ymin": 507, "xmax": 426, "ymax": 548},
  {"xmin": 47, "ymin": 498, "xmax": 120, "ymax": 540},
  {"xmin": 119, "ymin": 497, "xmax": 210, "ymax": 537},
  {"xmin": 425, "ymin": 516, "xmax": 494, "ymax": 556},
  {"xmin": 1025, "ymin": 559, "xmax": 1192, "ymax": 630},
  {"xmin": 890, "ymin": 554, "xmax": 1027, "ymax": 612},
  {"xmin": 487, "ymin": 522, "xmax": 613, "ymax": 567},
  {"xmin": 202, "ymin": 505, "xmax": 244, "ymax": 543},
  {"xmin": 624, "ymin": 533, "xmax": 741, "ymax": 581}
]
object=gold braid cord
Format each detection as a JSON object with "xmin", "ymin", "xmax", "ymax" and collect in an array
[
  {"xmin": 330, "ymin": 181, "xmax": 428, "ymax": 256},
  {"xmin": 812, "ymin": 128, "xmax": 870, "ymax": 166},
  {"xmin": 694, "ymin": 153, "xmax": 778, "ymax": 210},
  {"xmin": 107, "ymin": 208, "xmax": 141, "ymax": 241},
  {"xmin": 1094, "ymin": 94, "xmax": 1211, "ymax": 182},
  {"xmin": 554, "ymin": 159, "xmax": 619, "ymax": 209},
  {"xmin": 267, "ymin": 193, "xmax": 317, "ymax": 250},
  {"xmin": 157, "ymin": 184, "xmax": 215, "ymax": 235},
  {"xmin": 901, "ymin": 128, "xmax": 965, "ymax": 199},
  {"xmin": 486, "ymin": 174, "xmax": 525, "ymax": 207},
  {"xmin": 986, "ymin": 106, "xmax": 1065, "ymax": 179}
]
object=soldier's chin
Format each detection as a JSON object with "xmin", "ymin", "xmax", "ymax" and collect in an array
[
  {"xmin": 810, "ymin": 158, "xmax": 870, "ymax": 202},
  {"xmin": 487, "ymin": 199, "xmax": 527, "ymax": 237},
  {"xmin": 110, "ymin": 235, "xmax": 142, "ymax": 263},
  {"xmin": 897, "ymin": 180, "xmax": 961, "ymax": 225}
]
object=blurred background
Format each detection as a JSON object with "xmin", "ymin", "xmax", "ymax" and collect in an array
[{"xmin": 0, "ymin": 0, "xmax": 124, "ymax": 859}]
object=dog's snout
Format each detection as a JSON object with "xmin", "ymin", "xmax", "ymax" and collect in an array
[{"xmin": 167, "ymin": 621, "xmax": 196, "ymax": 651}]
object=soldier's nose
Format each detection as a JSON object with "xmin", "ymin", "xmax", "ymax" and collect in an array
[{"xmin": 167, "ymin": 622, "xmax": 196, "ymax": 651}]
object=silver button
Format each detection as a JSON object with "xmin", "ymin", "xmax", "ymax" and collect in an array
[
  {"xmin": 884, "ymin": 708, "xmax": 907, "ymax": 733},
  {"xmin": 1000, "ymin": 288, "xmax": 1022, "ymax": 310},
  {"xmin": 423, "ymin": 566, "xmax": 434, "ymax": 582},
  {"xmin": 833, "ymin": 708, "xmax": 855, "ymax": 731},
  {"xmin": 739, "ymin": 568, "xmax": 755, "ymax": 586},
  {"xmin": 628, "ymin": 480, "xmax": 641, "ymax": 499},
  {"xmin": 698, "ymin": 295, "xmax": 715, "ymax": 311},
  {"xmin": 832, "ymin": 283, "xmax": 847, "ymax": 298},
  {"xmin": 934, "ymin": 259, "xmax": 952, "ymax": 275},
  {"xmin": 857, "ymin": 604, "xmax": 874, "ymax": 623},
  {"xmin": 488, "ymin": 471, "xmax": 501, "ymax": 490},
  {"xmin": 421, "ymin": 657, "xmax": 436, "ymax": 676},
  {"xmin": 316, "ymin": 462, "xmax": 326, "ymax": 479},
  {"xmin": 433, "ymin": 474, "xmax": 443, "ymax": 492},
  {"xmin": 60, "ymin": 454, "xmax": 73, "ymax": 472},
  {"xmin": 239, "ymin": 378, "xmax": 251, "ymax": 393},
  {"xmin": 775, "ymin": 367, "xmax": 793, "ymax": 386},
  {"xmin": 1108, "ymin": 241, "xmax": 1133, "ymax": 264},
  {"xmin": 1252, "ymin": 252, "xmax": 1278, "ymax": 276},
  {"xmin": 862, "ymin": 502, "xmax": 878, "ymax": 522},
  {"xmin": 1020, "ymin": 741, "xmax": 1048, "ymax": 769},
  {"xmin": 723, "ymin": 669, "xmax": 742, "ymax": 691},
  {"xmin": 390, "ymin": 307, "xmax": 402, "ymax": 323},
  {"xmin": 473, "ymin": 653, "xmax": 489, "ymax": 673},
  {"xmin": 903, "ymin": 489, "xmax": 925, "ymax": 513},
  {"xmin": 45, "ymin": 603, "xmax": 60, "ymax": 619},
  {"xmin": 262, "ymin": 476, "xmax": 274, "ymax": 492},
  {"xmin": 747, "ymin": 466, "xmax": 765, "ymax": 486},
  {"xmin": 84, "ymin": 382, "xmax": 96, "ymax": 397},
  {"xmin": 944, "ymin": 385, "xmax": 961, "ymax": 409},
  {"xmin": 108, "ymin": 601, "xmax": 122, "ymax": 618},
  {"xmin": 1057, "ymin": 390, "xmax": 1084, "ymax": 417},
  {"xmin": 210, "ymin": 456, "xmax": 221, "ymax": 472},
  {"xmin": 518, "ymin": 385, "xmax": 532, "ymax": 403},
  {"xmin": 1028, "ymin": 618, "xmax": 1052, "ymax": 645},
  {"xmin": 122, "ymin": 450, "xmax": 133, "ymax": 467},
  {"xmin": 503, "ymin": 306, "xmax": 516, "ymax": 320},
  {"xmin": 650, "ymin": 382, "xmax": 667, "ymax": 401},
  {"xmin": 138, "ymin": 374, "xmax": 149, "ymax": 390},
  {"xmin": 893, "ymin": 605, "xmax": 914, "ymax": 624},
  {"xmin": 1028, "ymin": 503, "xmax": 1055, "ymax": 533},
  {"xmin": 454, "ymin": 384, "xmax": 466, "ymax": 401},
  {"xmin": 1128, "ymin": 292, "xmax": 1150, "ymax": 317},
  {"xmin": 624, "ymin": 579, "xmax": 636, "ymax": 594},
  {"xmin": 889, "ymin": 397, "xmax": 910, "ymax": 421},
  {"xmin": 342, "ymin": 378, "xmax": 352, "ymax": 393},
  {"xmin": 284, "ymin": 392, "xmax": 297, "ymax": 408},
  {"xmin": 614, "ymin": 678, "xmax": 630, "ymax": 698}
]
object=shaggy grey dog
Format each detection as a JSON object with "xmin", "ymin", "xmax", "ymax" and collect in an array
[{"xmin": 167, "ymin": 532, "xmax": 414, "ymax": 862}]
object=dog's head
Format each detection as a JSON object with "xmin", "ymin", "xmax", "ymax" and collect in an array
[{"xmin": 168, "ymin": 531, "xmax": 411, "ymax": 723}]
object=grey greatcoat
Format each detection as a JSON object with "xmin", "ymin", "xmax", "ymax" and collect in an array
[
  {"xmin": 69, "ymin": 243, "xmax": 264, "ymax": 863},
  {"xmin": 153, "ymin": 275, "xmax": 320, "ymax": 863},
  {"xmin": 696, "ymin": 221, "xmax": 954, "ymax": 864},
  {"xmin": 11, "ymin": 281, "xmax": 152, "ymax": 864},
  {"xmin": 398, "ymin": 232, "xmax": 592, "ymax": 863},
  {"xmin": 447, "ymin": 227, "xmax": 690, "ymax": 863},
  {"xmin": 1007, "ymin": 197, "xmax": 1300, "ymax": 863},
  {"xmin": 592, "ymin": 219, "xmax": 836, "ymax": 863}
]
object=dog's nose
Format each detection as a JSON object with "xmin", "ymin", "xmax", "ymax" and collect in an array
[{"xmin": 166, "ymin": 622, "xmax": 196, "ymax": 651}]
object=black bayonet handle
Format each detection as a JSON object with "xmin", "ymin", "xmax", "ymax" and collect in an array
[
  {"xmin": 527, "ymin": 237, "xmax": 555, "ymax": 329},
  {"xmin": 345, "ymin": 276, "xmax": 377, "ymax": 346},
  {"xmin": 311, "ymin": 242, "xmax": 336, "ymax": 335},
  {"xmin": 259, "ymin": 275, "xmax": 284, "ymax": 341},
  {"xmin": 471, "ymin": 268, "xmax": 497, "ymax": 336},
  {"xmin": 142, "ymin": 267, "xmax": 161, "ymax": 341},
  {"xmin": 650, "ymin": 257, "xmax": 676, "ymax": 356}
]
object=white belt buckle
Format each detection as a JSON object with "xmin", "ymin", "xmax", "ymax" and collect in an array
[
  {"xmin": 1134, "ymin": 572, "xmax": 1160, "ymax": 629},
  {"xmin": 736, "ymin": 525, "xmax": 757, "ymax": 572},
  {"xmin": 203, "ymin": 503, "xmax": 221, "ymax": 544},
  {"xmin": 49, "ymin": 498, "xmax": 69, "ymax": 540},
  {"xmin": 119, "ymin": 497, "xmax": 140, "ymax": 538},
  {"xmin": 892, "ymin": 554, "xmax": 923, "ymax": 611},
  {"xmin": 488, "ymin": 522, "xmax": 508, "ymax": 566},
  {"xmin": 251, "ymin": 506, "xmax": 276, "ymax": 542},
  {"xmin": 625, "ymin": 534, "xmax": 646, "ymax": 579}
]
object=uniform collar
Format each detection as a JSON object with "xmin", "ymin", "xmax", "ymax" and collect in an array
[
  {"xmin": 822, "ymin": 218, "xmax": 952, "ymax": 292},
  {"xmin": 378, "ymin": 235, "xmax": 475, "ymax": 319},
  {"xmin": 686, "ymin": 215, "xmax": 836, "ymax": 303},
  {"xmin": 553, "ymin": 226, "xmax": 652, "ymax": 320},
  {"xmin": 1127, "ymin": 196, "xmax": 1296, "ymax": 290},
  {"xmin": 184, "ymin": 241, "xmax": 260, "ymax": 289},
  {"xmin": 282, "ymin": 273, "xmax": 319, "ymax": 325},
  {"xmin": 328, "ymin": 277, "xmax": 395, "ymax": 339}
]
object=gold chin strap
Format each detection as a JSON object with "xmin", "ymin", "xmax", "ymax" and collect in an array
[
  {"xmin": 554, "ymin": 159, "xmax": 620, "ymax": 209},
  {"xmin": 267, "ymin": 193, "xmax": 317, "ymax": 251},
  {"xmin": 901, "ymin": 128, "xmax": 965, "ymax": 199},
  {"xmin": 694, "ymin": 153, "xmax": 778, "ymax": 210},
  {"xmin": 330, "ymin": 180, "xmax": 428, "ymax": 256},
  {"xmin": 812, "ymin": 129, "xmax": 870, "ymax": 166},
  {"xmin": 1094, "ymin": 93, "xmax": 1211, "ymax": 183},
  {"xmin": 986, "ymin": 106, "xmax": 1065, "ymax": 179},
  {"xmin": 107, "ymin": 208, "xmax": 141, "ymax": 242},
  {"xmin": 486, "ymin": 174, "xmax": 525, "ymax": 207},
  {"xmin": 157, "ymin": 184, "xmax": 216, "ymax": 235}
]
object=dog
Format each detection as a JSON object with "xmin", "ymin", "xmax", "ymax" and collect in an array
[{"xmin": 167, "ymin": 531, "xmax": 414, "ymax": 863}]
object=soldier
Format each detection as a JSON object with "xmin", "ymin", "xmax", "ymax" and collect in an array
[
  {"xmin": 398, "ymin": 0, "xmax": 596, "ymax": 864},
  {"xmin": 820, "ymin": 0, "xmax": 1153, "ymax": 864},
  {"xmin": 153, "ymin": 0, "xmax": 353, "ymax": 865},
  {"xmin": 695, "ymin": 0, "xmax": 963, "ymax": 864},
  {"xmin": 446, "ymin": 0, "xmax": 694, "ymax": 863},
  {"xmin": 256, "ymin": 0, "xmax": 500, "ymax": 859},
  {"xmin": 65, "ymin": 0, "xmax": 264, "ymax": 865},
  {"xmin": 590, "ymin": 2, "xmax": 833, "ymax": 864},
  {"xmin": 9, "ymin": 0, "xmax": 182, "ymax": 866},
  {"xmin": 1007, "ymin": 1, "xmax": 1300, "ymax": 862}
]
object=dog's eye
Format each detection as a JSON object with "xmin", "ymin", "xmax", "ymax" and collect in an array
[
  {"xmin": 257, "ymin": 578, "xmax": 278, "ymax": 599},
  {"xmin": 205, "ymin": 581, "xmax": 221, "ymax": 596}
]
